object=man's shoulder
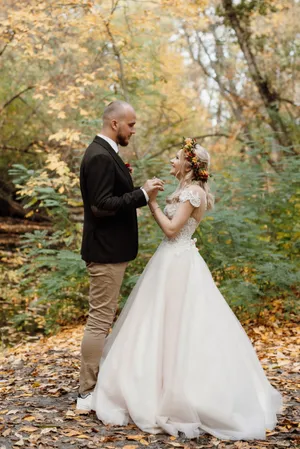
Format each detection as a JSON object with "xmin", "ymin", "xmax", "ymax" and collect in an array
[
  {"xmin": 83, "ymin": 139, "xmax": 112, "ymax": 163},
  {"xmin": 87, "ymin": 137, "xmax": 110, "ymax": 153}
]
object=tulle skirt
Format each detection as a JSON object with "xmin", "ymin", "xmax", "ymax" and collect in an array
[{"xmin": 93, "ymin": 239, "xmax": 282, "ymax": 440}]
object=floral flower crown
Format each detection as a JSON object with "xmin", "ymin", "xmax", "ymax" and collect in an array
[{"xmin": 182, "ymin": 137, "xmax": 210, "ymax": 182}]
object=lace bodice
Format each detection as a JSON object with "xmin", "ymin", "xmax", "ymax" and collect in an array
[{"xmin": 162, "ymin": 189, "xmax": 202, "ymax": 250}]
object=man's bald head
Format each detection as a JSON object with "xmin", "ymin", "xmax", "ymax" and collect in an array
[
  {"xmin": 103, "ymin": 101, "xmax": 134, "ymax": 124},
  {"xmin": 101, "ymin": 100, "xmax": 136, "ymax": 147}
]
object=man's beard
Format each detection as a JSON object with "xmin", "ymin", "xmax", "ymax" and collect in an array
[{"xmin": 116, "ymin": 132, "xmax": 129, "ymax": 147}]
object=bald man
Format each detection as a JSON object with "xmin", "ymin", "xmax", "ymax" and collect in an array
[{"xmin": 77, "ymin": 101, "xmax": 163, "ymax": 412}]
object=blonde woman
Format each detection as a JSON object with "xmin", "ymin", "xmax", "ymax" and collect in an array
[{"xmin": 92, "ymin": 138, "xmax": 282, "ymax": 440}]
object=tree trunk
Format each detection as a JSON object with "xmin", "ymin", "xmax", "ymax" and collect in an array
[
  {"xmin": 222, "ymin": 0, "xmax": 296, "ymax": 152},
  {"xmin": 0, "ymin": 180, "xmax": 51, "ymax": 222}
]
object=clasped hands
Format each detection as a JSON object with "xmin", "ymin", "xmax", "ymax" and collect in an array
[{"xmin": 143, "ymin": 177, "xmax": 164, "ymax": 202}]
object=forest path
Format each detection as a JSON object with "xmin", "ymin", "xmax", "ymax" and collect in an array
[{"xmin": 0, "ymin": 322, "xmax": 298, "ymax": 449}]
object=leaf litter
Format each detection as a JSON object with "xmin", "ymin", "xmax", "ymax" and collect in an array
[{"xmin": 0, "ymin": 321, "xmax": 299, "ymax": 449}]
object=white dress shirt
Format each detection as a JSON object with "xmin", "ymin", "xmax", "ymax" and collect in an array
[
  {"xmin": 97, "ymin": 134, "xmax": 119, "ymax": 154},
  {"xmin": 97, "ymin": 134, "xmax": 149, "ymax": 202}
]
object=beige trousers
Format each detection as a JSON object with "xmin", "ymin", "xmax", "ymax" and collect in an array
[{"xmin": 79, "ymin": 261, "xmax": 127, "ymax": 395}]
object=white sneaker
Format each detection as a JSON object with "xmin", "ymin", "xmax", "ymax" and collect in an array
[{"xmin": 76, "ymin": 392, "xmax": 94, "ymax": 414}]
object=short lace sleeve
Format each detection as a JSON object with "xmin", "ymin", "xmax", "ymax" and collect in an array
[{"xmin": 179, "ymin": 190, "xmax": 201, "ymax": 208}]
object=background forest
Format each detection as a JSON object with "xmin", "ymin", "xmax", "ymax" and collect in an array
[{"xmin": 0, "ymin": 0, "xmax": 299, "ymax": 342}]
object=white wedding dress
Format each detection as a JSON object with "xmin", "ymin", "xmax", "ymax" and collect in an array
[{"xmin": 93, "ymin": 189, "xmax": 282, "ymax": 440}]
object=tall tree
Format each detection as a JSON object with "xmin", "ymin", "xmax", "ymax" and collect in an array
[{"xmin": 220, "ymin": 0, "xmax": 298, "ymax": 152}]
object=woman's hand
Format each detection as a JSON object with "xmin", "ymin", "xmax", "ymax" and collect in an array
[
  {"xmin": 148, "ymin": 187, "xmax": 160, "ymax": 203},
  {"xmin": 142, "ymin": 178, "xmax": 164, "ymax": 199}
]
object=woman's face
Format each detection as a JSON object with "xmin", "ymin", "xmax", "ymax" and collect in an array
[{"xmin": 170, "ymin": 150, "xmax": 182, "ymax": 178}]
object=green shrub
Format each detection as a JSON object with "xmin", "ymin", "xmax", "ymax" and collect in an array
[
  {"xmin": 5, "ymin": 149, "xmax": 299, "ymax": 335},
  {"xmin": 195, "ymin": 150, "xmax": 300, "ymax": 316}
]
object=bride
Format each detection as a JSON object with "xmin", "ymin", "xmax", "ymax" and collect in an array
[{"xmin": 92, "ymin": 138, "xmax": 282, "ymax": 440}]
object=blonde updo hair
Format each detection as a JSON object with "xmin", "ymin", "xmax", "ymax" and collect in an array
[{"xmin": 168, "ymin": 144, "xmax": 214, "ymax": 210}]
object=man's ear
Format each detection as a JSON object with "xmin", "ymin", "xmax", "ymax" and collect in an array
[{"xmin": 111, "ymin": 119, "xmax": 118, "ymax": 131}]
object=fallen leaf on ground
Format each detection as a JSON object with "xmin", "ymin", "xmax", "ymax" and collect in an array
[
  {"xmin": 40, "ymin": 427, "xmax": 57, "ymax": 434},
  {"xmin": 23, "ymin": 415, "xmax": 36, "ymax": 422},
  {"xmin": 19, "ymin": 426, "xmax": 38, "ymax": 432},
  {"xmin": 126, "ymin": 434, "xmax": 146, "ymax": 441},
  {"xmin": 63, "ymin": 429, "xmax": 82, "ymax": 436},
  {"xmin": 6, "ymin": 410, "xmax": 19, "ymax": 415}
]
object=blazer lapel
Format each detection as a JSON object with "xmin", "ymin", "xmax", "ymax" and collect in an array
[{"xmin": 93, "ymin": 136, "xmax": 133, "ymax": 186}]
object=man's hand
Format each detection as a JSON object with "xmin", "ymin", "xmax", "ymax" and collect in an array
[{"xmin": 142, "ymin": 178, "xmax": 164, "ymax": 198}]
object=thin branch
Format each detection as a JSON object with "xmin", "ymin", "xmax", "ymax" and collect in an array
[
  {"xmin": 267, "ymin": 158, "xmax": 280, "ymax": 173},
  {"xmin": 123, "ymin": 2, "xmax": 134, "ymax": 39},
  {"xmin": 149, "ymin": 133, "xmax": 245, "ymax": 159},
  {"xmin": 0, "ymin": 86, "xmax": 35, "ymax": 113},
  {"xmin": 17, "ymin": 97, "xmax": 54, "ymax": 134},
  {"xmin": 2, "ymin": 97, "xmax": 52, "ymax": 143},
  {"xmin": 0, "ymin": 41, "xmax": 10, "ymax": 57},
  {"xmin": 0, "ymin": 141, "xmax": 44, "ymax": 154},
  {"xmin": 56, "ymin": 3, "xmax": 91, "ymax": 7},
  {"xmin": 143, "ymin": 118, "xmax": 188, "ymax": 158},
  {"xmin": 0, "ymin": 30, "xmax": 15, "ymax": 57},
  {"xmin": 279, "ymin": 97, "xmax": 299, "ymax": 109},
  {"xmin": 183, "ymin": 26, "xmax": 243, "ymax": 120},
  {"xmin": 102, "ymin": 18, "xmax": 129, "ymax": 101},
  {"xmin": 111, "ymin": 0, "xmax": 120, "ymax": 15}
]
